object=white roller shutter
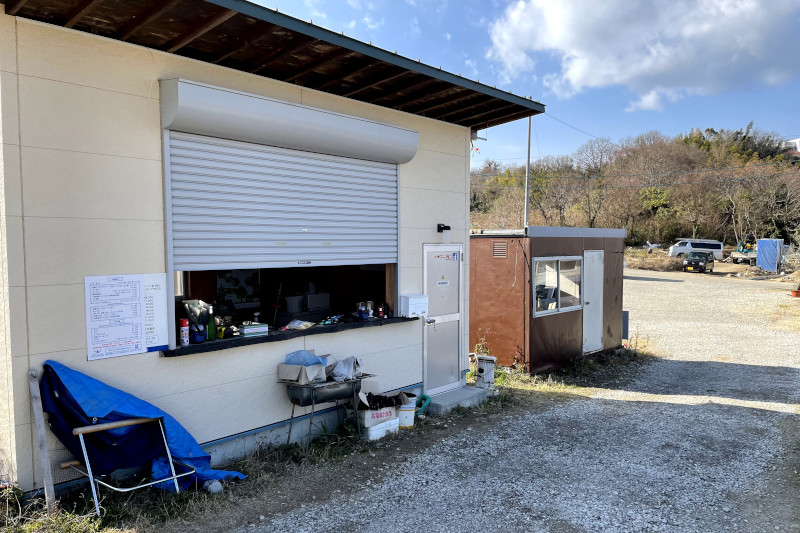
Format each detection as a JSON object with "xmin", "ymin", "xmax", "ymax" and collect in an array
[{"xmin": 166, "ymin": 132, "xmax": 398, "ymax": 271}]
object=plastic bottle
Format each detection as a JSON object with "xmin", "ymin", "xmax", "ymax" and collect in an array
[
  {"xmin": 206, "ymin": 306, "xmax": 216, "ymax": 341},
  {"xmin": 179, "ymin": 318, "xmax": 190, "ymax": 346}
]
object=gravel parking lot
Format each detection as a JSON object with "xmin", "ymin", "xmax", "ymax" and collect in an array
[{"xmin": 230, "ymin": 269, "xmax": 800, "ymax": 533}]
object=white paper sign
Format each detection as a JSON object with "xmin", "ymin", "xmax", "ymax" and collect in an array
[
  {"xmin": 85, "ymin": 275, "xmax": 147, "ymax": 360},
  {"xmin": 143, "ymin": 273, "xmax": 169, "ymax": 352}
]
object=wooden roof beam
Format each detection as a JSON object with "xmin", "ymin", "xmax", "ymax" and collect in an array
[
  {"xmin": 455, "ymin": 105, "xmax": 527, "ymax": 127},
  {"xmin": 212, "ymin": 22, "xmax": 279, "ymax": 64},
  {"xmin": 64, "ymin": 0, "xmax": 104, "ymax": 29},
  {"xmin": 368, "ymin": 77, "xmax": 438, "ymax": 105},
  {"xmin": 283, "ymin": 47, "xmax": 353, "ymax": 83},
  {"xmin": 400, "ymin": 86, "xmax": 468, "ymax": 114},
  {"xmin": 165, "ymin": 9, "xmax": 237, "ymax": 53},
  {"xmin": 453, "ymin": 104, "xmax": 519, "ymax": 124},
  {"xmin": 119, "ymin": 0, "xmax": 182, "ymax": 41},
  {"xmin": 414, "ymin": 91, "xmax": 486, "ymax": 116},
  {"xmin": 386, "ymin": 81, "xmax": 455, "ymax": 110},
  {"xmin": 342, "ymin": 69, "xmax": 411, "ymax": 98},
  {"xmin": 248, "ymin": 36, "xmax": 315, "ymax": 74},
  {"xmin": 479, "ymin": 109, "xmax": 541, "ymax": 130},
  {"xmin": 314, "ymin": 60, "xmax": 380, "ymax": 91},
  {"xmin": 252, "ymin": 38, "xmax": 321, "ymax": 72},
  {"xmin": 429, "ymin": 95, "xmax": 496, "ymax": 120},
  {"xmin": 5, "ymin": 0, "xmax": 30, "ymax": 16}
]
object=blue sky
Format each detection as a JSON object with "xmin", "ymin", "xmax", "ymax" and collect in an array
[{"xmin": 253, "ymin": 0, "xmax": 800, "ymax": 168}]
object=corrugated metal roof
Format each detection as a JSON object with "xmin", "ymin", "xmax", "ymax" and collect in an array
[{"xmin": 2, "ymin": 0, "xmax": 545, "ymax": 129}]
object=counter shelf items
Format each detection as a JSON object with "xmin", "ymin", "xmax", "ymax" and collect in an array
[{"xmin": 281, "ymin": 374, "xmax": 375, "ymax": 448}]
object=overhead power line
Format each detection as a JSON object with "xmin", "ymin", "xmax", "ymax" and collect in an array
[{"xmin": 544, "ymin": 113, "xmax": 615, "ymax": 144}]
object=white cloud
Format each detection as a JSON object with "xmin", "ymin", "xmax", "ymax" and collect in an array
[
  {"xmin": 465, "ymin": 58, "xmax": 479, "ymax": 78},
  {"xmin": 445, "ymin": 32, "xmax": 451, "ymax": 41},
  {"xmin": 347, "ymin": 19, "xmax": 357, "ymax": 29},
  {"xmin": 411, "ymin": 17, "xmax": 421, "ymax": 34},
  {"xmin": 301, "ymin": 0, "xmax": 327, "ymax": 18},
  {"xmin": 486, "ymin": 0, "xmax": 800, "ymax": 110},
  {"xmin": 363, "ymin": 15, "xmax": 384, "ymax": 30}
]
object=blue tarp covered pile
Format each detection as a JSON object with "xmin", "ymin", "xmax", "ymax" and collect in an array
[
  {"xmin": 756, "ymin": 239, "xmax": 782, "ymax": 272},
  {"xmin": 39, "ymin": 360, "xmax": 245, "ymax": 491}
]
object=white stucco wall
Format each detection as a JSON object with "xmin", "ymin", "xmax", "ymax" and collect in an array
[{"xmin": 0, "ymin": 13, "xmax": 470, "ymax": 491}]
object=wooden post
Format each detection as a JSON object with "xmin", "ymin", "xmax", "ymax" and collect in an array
[
  {"xmin": 28, "ymin": 370, "xmax": 55, "ymax": 513},
  {"xmin": 385, "ymin": 263, "xmax": 396, "ymax": 315}
]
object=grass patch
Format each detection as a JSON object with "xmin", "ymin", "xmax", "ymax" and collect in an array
[
  {"xmin": 466, "ymin": 345, "xmax": 652, "ymax": 408},
  {"xmin": 8, "ymin": 346, "xmax": 652, "ymax": 533},
  {"xmin": 3, "ymin": 423, "xmax": 372, "ymax": 533},
  {"xmin": 1, "ymin": 484, "xmax": 104, "ymax": 533},
  {"xmin": 624, "ymin": 249, "xmax": 683, "ymax": 272}
]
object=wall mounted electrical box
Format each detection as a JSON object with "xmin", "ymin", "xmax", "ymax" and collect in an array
[{"xmin": 399, "ymin": 294, "xmax": 429, "ymax": 318}]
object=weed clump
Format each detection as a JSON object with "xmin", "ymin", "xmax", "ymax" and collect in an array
[
  {"xmin": 624, "ymin": 249, "xmax": 683, "ymax": 271},
  {"xmin": 2, "ymin": 483, "xmax": 100, "ymax": 533}
]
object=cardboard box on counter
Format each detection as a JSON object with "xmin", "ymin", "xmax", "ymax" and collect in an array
[{"xmin": 277, "ymin": 363, "xmax": 326, "ymax": 384}]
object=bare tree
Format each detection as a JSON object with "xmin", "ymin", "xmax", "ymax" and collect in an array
[{"xmin": 574, "ymin": 138, "xmax": 614, "ymax": 227}]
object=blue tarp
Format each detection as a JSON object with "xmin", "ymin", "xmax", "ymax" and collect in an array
[
  {"xmin": 42, "ymin": 360, "xmax": 245, "ymax": 491},
  {"xmin": 756, "ymin": 239, "xmax": 781, "ymax": 272}
]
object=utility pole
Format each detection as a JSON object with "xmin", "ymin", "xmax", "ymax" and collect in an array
[{"xmin": 523, "ymin": 115, "xmax": 531, "ymax": 235}]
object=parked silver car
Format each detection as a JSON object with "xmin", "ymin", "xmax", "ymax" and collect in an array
[{"xmin": 668, "ymin": 239, "xmax": 724, "ymax": 260}]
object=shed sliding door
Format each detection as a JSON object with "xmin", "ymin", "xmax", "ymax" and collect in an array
[{"xmin": 166, "ymin": 131, "xmax": 398, "ymax": 271}]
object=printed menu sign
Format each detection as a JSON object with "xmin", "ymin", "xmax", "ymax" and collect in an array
[
  {"xmin": 85, "ymin": 273, "xmax": 169, "ymax": 360},
  {"xmin": 143, "ymin": 273, "xmax": 169, "ymax": 352}
]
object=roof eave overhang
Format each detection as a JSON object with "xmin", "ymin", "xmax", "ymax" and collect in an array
[
  {"xmin": 207, "ymin": 0, "xmax": 546, "ymax": 120},
  {"xmin": 2, "ymin": 0, "xmax": 545, "ymax": 129}
]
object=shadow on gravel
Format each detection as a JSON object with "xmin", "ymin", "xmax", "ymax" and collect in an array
[
  {"xmin": 623, "ymin": 275, "xmax": 684, "ymax": 283},
  {"xmin": 593, "ymin": 359, "xmax": 800, "ymax": 407}
]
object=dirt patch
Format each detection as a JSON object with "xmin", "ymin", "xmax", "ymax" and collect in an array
[
  {"xmin": 769, "ymin": 303, "xmax": 800, "ymax": 333},
  {"xmin": 624, "ymin": 249, "xmax": 683, "ymax": 271},
  {"xmin": 152, "ymin": 389, "xmax": 575, "ymax": 533},
  {"xmin": 128, "ymin": 352, "xmax": 648, "ymax": 533},
  {"xmin": 735, "ymin": 417, "xmax": 800, "ymax": 531}
]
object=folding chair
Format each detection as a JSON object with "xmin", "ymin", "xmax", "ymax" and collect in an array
[
  {"xmin": 39, "ymin": 365, "xmax": 198, "ymax": 516},
  {"xmin": 60, "ymin": 417, "xmax": 196, "ymax": 517}
]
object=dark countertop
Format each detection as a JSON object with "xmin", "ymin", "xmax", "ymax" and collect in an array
[{"xmin": 162, "ymin": 316, "xmax": 419, "ymax": 357}]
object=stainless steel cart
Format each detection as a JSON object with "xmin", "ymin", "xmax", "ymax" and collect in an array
[{"xmin": 283, "ymin": 375, "xmax": 373, "ymax": 448}]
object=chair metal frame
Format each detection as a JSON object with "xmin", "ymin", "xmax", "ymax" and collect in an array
[{"xmin": 60, "ymin": 417, "xmax": 196, "ymax": 516}]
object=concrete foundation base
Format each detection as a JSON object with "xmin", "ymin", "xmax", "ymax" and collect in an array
[{"xmin": 428, "ymin": 386, "xmax": 488, "ymax": 416}]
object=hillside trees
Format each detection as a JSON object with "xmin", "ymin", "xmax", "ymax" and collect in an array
[
  {"xmin": 574, "ymin": 138, "xmax": 615, "ymax": 228},
  {"xmin": 470, "ymin": 123, "xmax": 800, "ymax": 246},
  {"xmin": 529, "ymin": 156, "xmax": 577, "ymax": 227}
]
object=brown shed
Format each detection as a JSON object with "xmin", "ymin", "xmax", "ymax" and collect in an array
[{"xmin": 469, "ymin": 226, "xmax": 626, "ymax": 373}]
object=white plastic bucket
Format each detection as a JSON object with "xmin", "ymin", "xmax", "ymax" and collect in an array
[{"xmin": 398, "ymin": 393, "xmax": 416, "ymax": 429}]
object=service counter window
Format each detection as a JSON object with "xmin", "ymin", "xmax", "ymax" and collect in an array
[
  {"xmin": 533, "ymin": 257, "xmax": 582, "ymax": 315},
  {"xmin": 164, "ymin": 264, "xmax": 402, "ymax": 356}
]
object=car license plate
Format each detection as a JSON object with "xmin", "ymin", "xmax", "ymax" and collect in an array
[{"xmin": 687, "ymin": 267, "xmax": 694, "ymax": 271}]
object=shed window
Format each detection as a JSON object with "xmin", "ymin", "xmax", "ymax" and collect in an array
[{"xmin": 533, "ymin": 257, "xmax": 582, "ymax": 315}]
